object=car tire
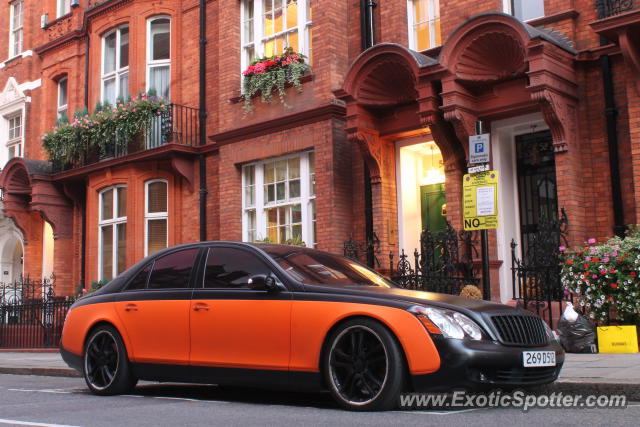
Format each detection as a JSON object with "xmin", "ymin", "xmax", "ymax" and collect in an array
[
  {"xmin": 323, "ymin": 318, "xmax": 405, "ymax": 411},
  {"xmin": 83, "ymin": 325, "xmax": 137, "ymax": 395}
]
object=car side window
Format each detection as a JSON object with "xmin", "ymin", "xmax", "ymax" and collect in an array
[
  {"xmin": 126, "ymin": 263, "xmax": 152, "ymax": 290},
  {"xmin": 147, "ymin": 248, "xmax": 199, "ymax": 289},
  {"xmin": 203, "ymin": 247, "xmax": 273, "ymax": 289}
]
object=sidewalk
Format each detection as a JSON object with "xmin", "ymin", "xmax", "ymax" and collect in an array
[{"xmin": 0, "ymin": 351, "xmax": 639, "ymax": 399}]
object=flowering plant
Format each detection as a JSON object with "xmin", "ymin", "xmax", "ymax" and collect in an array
[
  {"xmin": 241, "ymin": 48, "xmax": 310, "ymax": 112},
  {"xmin": 561, "ymin": 226, "xmax": 640, "ymax": 325},
  {"xmin": 42, "ymin": 93, "xmax": 169, "ymax": 169}
]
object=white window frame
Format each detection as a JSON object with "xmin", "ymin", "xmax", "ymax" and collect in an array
[
  {"xmin": 98, "ymin": 185, "xmax": 127, "ymax": 280},
  {"xmin": 503, "ymin": 0, "xmax": 544, "ymax": 22},
  {"xmin": 407, "ymin": 0, "xmax": 440, "ymax": 51},
  {"xmin": 240, "ymin": 0, "xmax": 312, "ymax": 75},
  {"xmin": 144, "ymin": 179, "xmax": 169, "ymax": 256},
  {"xmin": 5, "ymin": 112, "xmax": 23, "ymax": 160},
  {"xmin": 57, "ymin": 0, "xmax": 70, "ymax": 18},
  {"xmin": 242, "ymin": 151, "xmax": 316, "ymax": 247},
  {"xmin": 146, "ymin": 16, "xmax": 171, "ymax": 99},
  {"xmin": 57, "ymin": 77, "xmax": 68, "ymax": 120},
  {"xmin": 101, "ymin": 25, "xmax": 129, "ymax": 105},
  {"xmin": 9, "ymin": 0, "xmax": 24, "ymax": 58}
]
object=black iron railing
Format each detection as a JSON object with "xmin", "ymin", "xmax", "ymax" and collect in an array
[
  {"xmin": 0, "ymin": 275, "xmax": 74, "ymax": 349},
  {"xmin": 596, "ymin": 0, "xmax": 634, "ymax": 18},
  {"xmin": 388, "ymin": 222, "xmax": 479, "ymax": 295},
  {"xmin": 343, "ymin": 232, "xmax": 381, "ymax": 268},
  {"xmin": 511, "ymin": 209, "xmax": 569, "ymax": 329},
  {"xmin": 51, "ymin": 103, "xmax": 200, "ymax": 173}
]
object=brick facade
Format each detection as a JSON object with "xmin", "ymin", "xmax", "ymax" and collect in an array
[{"xmin": 0, "ymin": 0, "xmax": 639, "ymax": 304}]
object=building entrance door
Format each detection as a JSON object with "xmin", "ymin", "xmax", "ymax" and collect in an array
[
  {"xmin": 515, "ymin": 130, "xmax": 558, "ymax": 260},
  {"xmin": 420, "ymin": 183, "xmax": 446, "ymax": 233}
]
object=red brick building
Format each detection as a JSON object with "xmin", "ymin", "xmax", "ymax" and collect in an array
[{"xmin": 1, "ymin": 0, "xmax": 639, "ymax": 303}]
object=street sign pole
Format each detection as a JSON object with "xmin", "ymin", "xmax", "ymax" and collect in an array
[{"xmin": 475, "ymin": 121, "xmax": 491, "ymax": 301}]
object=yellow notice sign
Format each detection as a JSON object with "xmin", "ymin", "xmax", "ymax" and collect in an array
[{"xmin": 463, "ymin": 171, "xmax": 499, "ymax": 230}]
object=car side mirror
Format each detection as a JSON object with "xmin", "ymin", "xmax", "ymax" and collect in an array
[{"xmin": 248, "ymin": 274, "xmax": 280, "ymax": 292}]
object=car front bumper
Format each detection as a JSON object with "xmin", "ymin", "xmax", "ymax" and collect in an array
[{"xmin": 412, "ymin": 336, "xmax": 565, "ymax": 391}]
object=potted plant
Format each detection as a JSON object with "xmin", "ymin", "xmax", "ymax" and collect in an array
[{"xmin": 241, "ymin": 47, "xmax": 310, "ymax": 112}]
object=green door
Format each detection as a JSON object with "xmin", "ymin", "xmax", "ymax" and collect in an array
[{"xmin": 420, "ymin": 183, "xmax": 447, "ymax": 233}]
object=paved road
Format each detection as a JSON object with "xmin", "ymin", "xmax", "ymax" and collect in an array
[{"xmin": 0, "ymin": 374, "xmax": 637, "ymax": 427}]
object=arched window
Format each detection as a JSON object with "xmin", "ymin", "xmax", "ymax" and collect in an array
[
  {"xmin": 145, "ymin": 180, "xmax": 168, "ymax": 256},
  {"xmin": 102, "ymin": 26, "xmax": 129, "ymax": 105},
  {"xmin": 9, "ymin": 0, "xmax": 23, "ymax": 57},
  {"xmin": 147, "ymin": 17, "xmax": 171, "ymax": 100},
  {"xmin": 57, "ymin": 77, "xmax": 68, "ymax": 120},
  {"xmin": 57, "ymin": 0, "xmax": 70, "ymax": 18},
  {"xmin": 98, "ymin": 186, "xmax": 127, "ymax": 280}
]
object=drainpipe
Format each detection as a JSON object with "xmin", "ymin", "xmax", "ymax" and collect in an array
[
  {"xmin": 360, "ymin": 0, "xmax": 376, "ymax": 265},
  {"xmin": 600, "ymin": 55, "xmax": 625, "ymax": 237},
  {"xmin": 80, "ymin": 31, "xmax": 90, "ymax": 290},
  {"xmin": 198, "ymin": 0, "xmax": 208, "ymax": 242},
  {"xmin": 360, "ymin": 0, "xmax": 376, "ymax": 51}
]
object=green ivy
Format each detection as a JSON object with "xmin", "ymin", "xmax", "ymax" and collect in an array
[{"xmin": 241, "ymin": 48, "xmax": 310, "ymax": 113}]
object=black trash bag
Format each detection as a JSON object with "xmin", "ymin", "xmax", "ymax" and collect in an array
[{"xmin": 557, "ymin": 306, "xmax": 597, "ymax": 353}]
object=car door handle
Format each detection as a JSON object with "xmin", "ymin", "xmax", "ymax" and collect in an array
[
  {"xmin": 124, "ymin": 303, "xmax": 138, "ymax": 312},
  {"xmin": 193, "ymin": 303, "xmax": 209, "ymax": 312}
]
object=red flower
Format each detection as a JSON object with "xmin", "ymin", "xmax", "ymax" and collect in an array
[
  {"xmin": 592, "ymin": 257, "xmax": 599, "ymax": 263},
  {"xmin": 607, "ymin": 296, "xmax": 613, "ymax": 302},
  {"xmin": 566, "ymin": 259, "xmax": 573, "ymax": 265},
  {"xmin": 631, "ymin": 272, "xmax": 637, "ymax": 278},
  {"xmin": 583, "ymin": 263, "xmax": 589, "ymax": 269},
  {"xmin": 611, "ymin": 283, "xmax": 619, "ymax": 288},
  {"xmin": 609, "ymin": 268, "xmax": 616, "ymax": 274}
]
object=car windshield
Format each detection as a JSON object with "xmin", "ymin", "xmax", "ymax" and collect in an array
[{"xmin": 259, "ymin": 245, "xmax": 396, "ymax": 288}]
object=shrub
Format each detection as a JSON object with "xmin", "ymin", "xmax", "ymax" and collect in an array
[{"xmin": 561, "ymin": 227, "xmax": 640, "ymax": 325}]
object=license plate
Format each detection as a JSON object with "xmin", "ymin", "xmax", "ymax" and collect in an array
[{"xmin": 522, "ymin": 351, "xmax": 556, "ymax": 367}]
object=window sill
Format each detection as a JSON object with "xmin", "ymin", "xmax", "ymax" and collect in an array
[{"xmin": 228, "ymin": 73, "xmax": 314, "ymax": 104}]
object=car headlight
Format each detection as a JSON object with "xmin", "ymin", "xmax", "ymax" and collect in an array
[{"xmin": 409, "ymin": 305, "xmax": 484, "ymax": 340}]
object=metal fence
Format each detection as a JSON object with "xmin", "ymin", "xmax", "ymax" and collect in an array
[
  {"xmin": 389, "ymin": 222, "xmax": 480, "ymax": 295},
  {"xmin": 511, "ymin": 209, "xmax": 569, "ymax": 328},
  {"xmin": 596, "ymin": 0, "xmax": 634, "ymax": 18},
  {"xmin": 52, "ymin": 103, "xmax": 201, "ymax": 173},
  {"xmin": 0, "ymin": 275, "xmax": 74, "ymax": 349}
]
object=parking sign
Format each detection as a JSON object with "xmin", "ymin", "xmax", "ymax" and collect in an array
[{"xmin": 469, "ymin": 134, "xmax": 490, "ymax": 164}]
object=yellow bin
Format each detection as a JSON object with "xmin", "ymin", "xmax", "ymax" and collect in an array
[{"xmin": 597, "ymin": 325, "xmax": 639, "ymax": 353}]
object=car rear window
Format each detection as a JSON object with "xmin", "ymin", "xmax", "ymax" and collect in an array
[{"xmin": 147, "ymin": 248, "xmax": 199, "ymax": 289}]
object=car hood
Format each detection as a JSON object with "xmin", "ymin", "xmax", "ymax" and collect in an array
[
  {"xmin": 304, "ymin": 284, "xmax": 515, "ymax": 312},
  {"xmin": 302, "ymin": 284, "xmax": 537, "ymax": 339}
]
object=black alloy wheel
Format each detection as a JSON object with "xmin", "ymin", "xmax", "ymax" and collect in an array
[
  {"xmin": 324, "ymin": 318, "xmax": 405, "ymax": 411},
  {"xmin": 83, "ymin": 325, "xmax": 137, "ymax": 395}
]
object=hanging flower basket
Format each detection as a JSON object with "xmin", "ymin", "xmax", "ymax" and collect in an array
[{"xmin": 241, "ymin": 48, "xmax": 310, "ymax": 113}]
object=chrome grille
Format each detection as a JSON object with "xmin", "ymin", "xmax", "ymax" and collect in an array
[{"xmin": 491, "ymin": 315, "xmax": 548, "ymax": 346}]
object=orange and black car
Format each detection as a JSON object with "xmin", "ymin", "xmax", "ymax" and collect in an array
[{"xmin": 61, "ymin": 242, "xmax": 564, "ymax": 410}]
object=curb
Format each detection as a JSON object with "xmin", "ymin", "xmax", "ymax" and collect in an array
[
  {"xmin": 538, "ymin": 381, "xmax": 640, "ymax": 401},
  {"xmin": 1, "ymin": 367, "xmax": 639, "ymax": 401},
  {"xmin": 0, "ymin": 367, "xmax": 81, "ymax": 378}
]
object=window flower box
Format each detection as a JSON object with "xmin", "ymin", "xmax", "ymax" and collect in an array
[{"xmin": 241, "ymin": 48, "xmax": 311, "ymax": 112}]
